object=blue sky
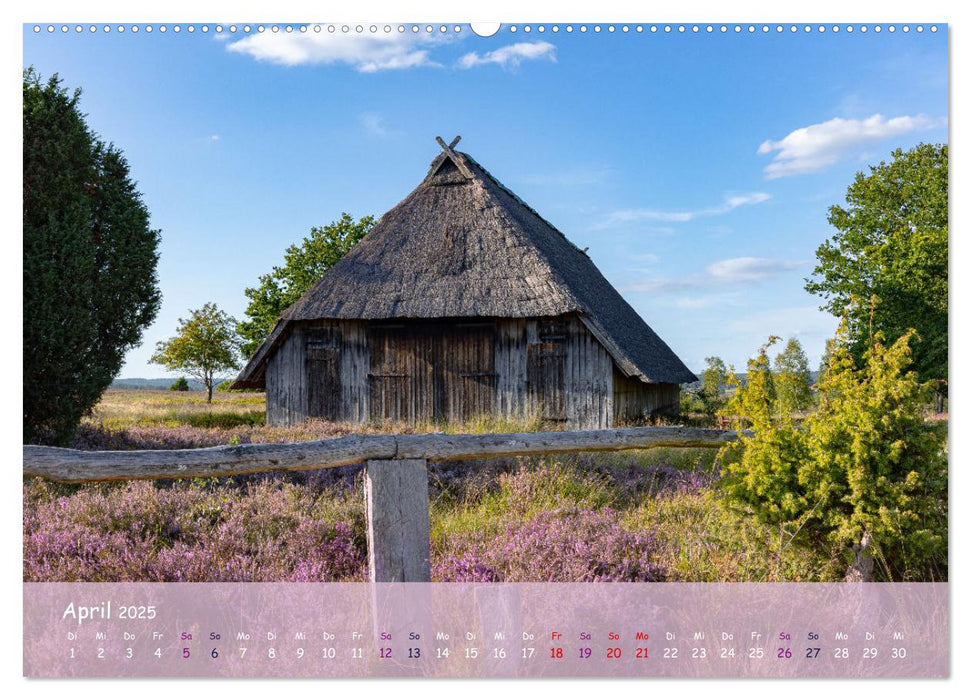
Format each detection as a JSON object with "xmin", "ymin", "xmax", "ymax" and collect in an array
[{"xmin": 22, "ymin": 22, "xmax": 948, "ymax": 377}]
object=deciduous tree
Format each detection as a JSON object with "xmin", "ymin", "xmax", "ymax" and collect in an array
[
  {"xmin": 151, "ymin": 303, "xmax": 242, "ymax": 403},
  {"xmin": 239, "ymin": 213, "xmax": 374, "ymax": 356},
  {"xmin": 699, "ymin": 356, "xmax": 728, "ymax": 417},
  {"xmin": 805, "ymin": 143, "xmax": 947, "ymax": 397},
  {"xmin": 773, "ymin": 337, "xmax": 814, "ymax": 416}
]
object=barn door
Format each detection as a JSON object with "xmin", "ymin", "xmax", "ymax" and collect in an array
[
  {"xmin": 439, "ymin": 324, "xmax": 496, "ymax": 423},
  {"xmin": 368, "ymin": 326, "xmax": 435, "ymax": 424},
  {"xmin": 368, "ymin": 323, "xmax": 495, "ymax": 425},
  {"xmin": 528, "ymin": 320, "xmax": 567, "ymax": 422},
  {"xmin": 307, "ymin": 327, "xmax": 341, "ymax": 421}
]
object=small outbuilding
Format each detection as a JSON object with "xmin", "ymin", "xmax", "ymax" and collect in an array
[{"xmin": 233, "ymin": 137, "xmax": 696, "ymax": 428}]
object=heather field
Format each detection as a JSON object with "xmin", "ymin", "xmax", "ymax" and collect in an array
[{"xmin": 22, "ymin": 389, "xmax": 900, "ymax": 583}]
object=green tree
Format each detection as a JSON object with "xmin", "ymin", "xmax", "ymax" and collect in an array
[
  {"xmin": 699, "ymin": 356, "xmax": 728, "ymax": 417},
  {"xmin": 719, "ymin": 329, "xmax": 947, "ymax": 581},
  {"xmin": 239, "ymin": 213, "xmax": 374, "ymax": 356},
  {"xmin": 720, "ymin": 336, "xmax": 807, "ymax": 530},
  {"xmin": 773, "ymin": 337, "xmax": 814, "ymax": 416},
  {"xmin": 169, "ymin": 377, "xmax": 189, "ymax": 392},
  {"xmin": 151, "ymin": 303, "xmax": 242, "ymax": 403},
  {"xmin": 818, "ymin": 338, "xmax": 834, "ymax": 383},
  {"xmin": 24, "ymin": 69, "xmax": 161, "ymax": 444},
  {"xmin": 805, "ymin": 144, "xmax": 947, "ymax": 396}
]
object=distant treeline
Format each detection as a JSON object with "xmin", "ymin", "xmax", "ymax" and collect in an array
[
  {"xmin": 110, "ymin": 378, "xmax": 233, "ymax": 391},
  {"xmin": 683, "ymin": 371, "xmax": 821, "ymax": 392}
]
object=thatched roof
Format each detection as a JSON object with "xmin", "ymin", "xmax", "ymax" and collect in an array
[{"xmin": 233, "ymin": 139, "xmax": 696, "ymax": 389}]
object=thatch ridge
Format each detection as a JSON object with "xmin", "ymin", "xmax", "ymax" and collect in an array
[{"xmin": 233, "ymin": 147, "xmax": 696, "ymax": 389}]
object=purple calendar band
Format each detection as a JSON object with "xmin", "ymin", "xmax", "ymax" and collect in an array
[{"xmin": 24, "ymin": 582, "xmax": 947, "ymax": 678}]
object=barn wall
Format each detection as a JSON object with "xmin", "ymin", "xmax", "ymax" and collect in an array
[
  {"xmin": 266, "ymin": 321, "xmax": 370, "ymax": 426},
  {"xmin": 497, "ymin": 316, "xmax": 613, "ymax": 429},
  {"xmin": 266, "ymin": 327, "xmax": 307, "ymax": 425},
  {"xmin": 339, "ymin": 321, "xmax": 369, "ymax": 423},
  {"xmin": 612, "ymin": 371, "xmax": 680, "ymax": 423},
  {"xmin": 563, "ymin": 317, "xmax": 615, "ymax": 429},
  {"xmin": 266, "ymin": 315, "xmax": 673, "ymax": 429},
  {"xmin": 495, "ymin": 319, "xmax": 528, "ymax": 418}
]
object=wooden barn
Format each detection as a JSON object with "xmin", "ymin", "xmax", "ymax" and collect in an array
[{"xmin": 232, "ymin": 137, "xmax": 696, "ymax": 429}]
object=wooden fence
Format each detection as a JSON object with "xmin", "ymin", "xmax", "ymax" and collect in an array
[{"xmin": 23, "ymin": 426, "xmax": 740, "ymax": 583}]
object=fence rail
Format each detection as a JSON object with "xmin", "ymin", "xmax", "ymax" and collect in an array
[
  {"xmin": 23, "ymin": 426, "xmax": 741, "ymax": 582},
  {"xmin": 23, "ymin": 426, "xmax": 739, "ymax": 484}
]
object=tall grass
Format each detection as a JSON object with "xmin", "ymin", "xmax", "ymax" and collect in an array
[{"xmin": 88, "ymin": 389, "xmax": 266, "ymax": 430}]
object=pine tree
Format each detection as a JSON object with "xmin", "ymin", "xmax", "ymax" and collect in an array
[{"xmin": 24, "ymin": 69, "xmax": 161, "ymax": 444}]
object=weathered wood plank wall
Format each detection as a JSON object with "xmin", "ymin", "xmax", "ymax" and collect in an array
[
  {"xmin": 265, "ymin": 315, "xmax": 675, "ymax": 429},
  {"xmin": 340, "ymin": 321, "xmax": 370, "ymax": 423},
  {"xmin": 613, "ymin": 370, "xmax": 680, "ymax": 422},
  {"xmin": 266, "ymin": 326, "xmax": 307, "ymax": 425},
  {"xmin": 496, "ymin": 317, "xmax": 614, "ymax": 428},
  {"xmin": 495, "ymin": 319, "xmax": 528, "ymax": 419}
]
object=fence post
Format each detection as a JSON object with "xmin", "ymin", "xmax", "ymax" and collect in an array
[{"xmin": 364, "ymin": 459, "xmax": 431, "ymax": 582}]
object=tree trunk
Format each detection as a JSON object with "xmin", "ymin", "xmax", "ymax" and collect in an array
[
  {"xmin": 844, "ymin": 531, "xmax": 874, "ymax": 582},
  {"xmin": 207, "ymin": 382, "xmax": 213, "ymax": 403}
]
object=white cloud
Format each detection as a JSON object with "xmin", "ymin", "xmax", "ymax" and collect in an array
[
  {"xmin": 458, "ymin": 41, "xmax": 556, "ymax": 69},
  {"xmin": 706, "ymin": 257, "xmax": 804, "ymax": 284},
  {"xmin": 630, "ymin": 252, "xmax": 659, "ymax": 265},
  {"xmin": 727, "ymin": 306, "xmax": 838, "ymax": 340},
  {"xmin": 624, "ymin": 256, "xmax": 806, "ymax": 295},
  {"xmin": 209, "ymin": 134, "xmax": 220, "ymax": 142},
  {"xmin": 670, "ymin": 293, "xmax": 742, "ymax": 310},
  {"xmin": 624, "ymin": 278, "xmax": 696, "ymax": 295},
  {"xmin": 225, "ymin": 31, "xmax": 443, "ymax": 72},
  {"xmin": 601, "ymin": 192, "xmax": 770, "ymax": 227},
  {"xmin": 360, "ymin": 112, "xmax": 390, "ymax": 138},
  {"xmin": 758, "ymin": 114, "xmax": 942, "ymax": 179}
]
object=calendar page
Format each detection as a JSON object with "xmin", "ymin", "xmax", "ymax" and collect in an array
[{"xmin": 21, "ymin": 11, "xmax": 950, "ymax": 682}]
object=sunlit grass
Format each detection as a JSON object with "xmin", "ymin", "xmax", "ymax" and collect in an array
[
  {"xmin": 89, "ymin": 389, "xmax": 266, "ymax": 429},
  {"xmin": 623, "ymin": 491, "xmax": 841, "ymax": 582}
]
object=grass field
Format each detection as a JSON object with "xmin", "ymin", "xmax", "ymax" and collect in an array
[
  {"xmin": 22, "ymin": 389, "xmax": 917, "ymax": 583},
  {"xmin": 88, "ymin": 388, "xmax": 267, "ymax": 429}
]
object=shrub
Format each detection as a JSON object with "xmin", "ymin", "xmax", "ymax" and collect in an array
[
  {"xmin": 679, "ymin": 389, "xmax": 704, "ymax": 415},
  {"xmin": 718, "ymin": 328, "xmax": 947, "ymax": 581},
  {"xmin": 23, "ymin": 478, "xmax": 367, "ymax": 582},
  {"xmin": 169, "ymin": 377, "xmax": 189, "ymax": 392}
]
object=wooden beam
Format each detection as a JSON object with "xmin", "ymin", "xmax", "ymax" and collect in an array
[
  {"xmin": 22, "ymin": 435, "xmax": 398, "ymax": 484},
  {"xmin": 433, "ymin": 135, "xmax": 473, "ymax": 179},
  {"xmin": 394, "ymin": 426, "xmax": 740, "ymax": 461},
  {"xmin": 365, "ymin": 459, "xmax": 431, "ymax": 582},
  {"xmin": 22, "ymin": 427, "xmax": 741, "ymax": 483}
]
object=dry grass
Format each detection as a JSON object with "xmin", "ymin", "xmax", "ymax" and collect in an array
[{"xmin": 89, "ymin": 389, "xmax": 266, "ymax": 429}]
